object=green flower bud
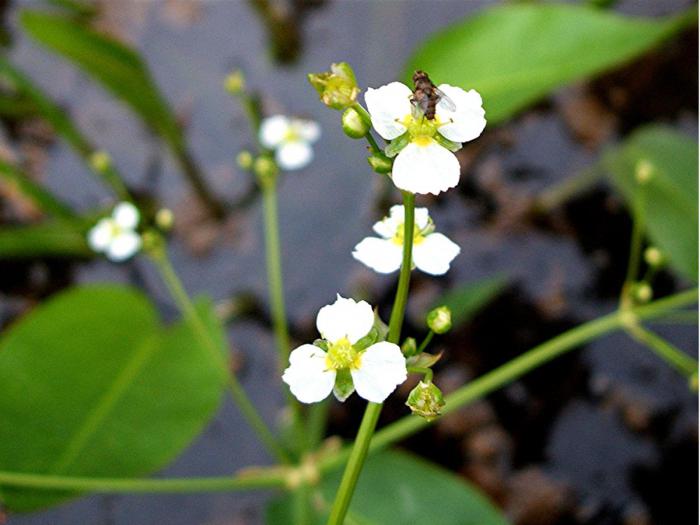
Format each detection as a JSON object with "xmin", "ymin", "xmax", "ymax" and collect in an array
[
  {"xmin": 367, "ymin": 152, "xmax": 393, "ymax": 174},
  {"xmin": 644, "ymin": 247, "xmax": 664, "ymax": 267},
  {"xmin": 633, "ymin": 282, "xmax": 653, "ymax": 303},
  {"xmin": 406, "ymin": 381, "xmax": 445, "ymax": 421},
  {"xmin": 635, "ymin": 159, "xmax": 653, "ymax": 184},
  {"xmin": 155, "ymin": 208, "xmax": 174, "ymax": 231},
  {"xmin": 224, "ymin": 70, "xmax": 245, "ymax": 95},
  {"xmin": 401, "ymin": 337, "xmax": 417, "ymax": 357},
  {"xmin": 341, "ymin": 107, "xmax": 369, "ymax": 139},
  {"xmin": 308, "ymin": 62, "xmax": 360, "ymax": 110},
  {"xmin": 253, "ymin": 156, "xmax": 278, "ymax": 185},
  {"xmin": 141, "ymin": 230, "xmax": 164, "ymax": 256},
  {"xmin": 427, "ymin": 306, "xmax": 452, "ymax": 334},
  {"xmin": 237, "ymin": 150, "xmax": 254, "ymax": 170},
  {"xmin": 89, "ymin": 150, "xmax": 111, "ymax": 173}
]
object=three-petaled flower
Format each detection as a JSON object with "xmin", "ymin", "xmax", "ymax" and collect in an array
[
  {"xmin": 365, "ymin": 81, "xmax": 486, "ymax": 195},
  {"xmin": 282, "ymin": 295, "xmax": 407, "ymax": 404},
  {"xmin": 353, "ymin": 205, "xmax": 460, "ymax": 275},
  {"xmin": 87, "ymin": 202, "xmax": 142, "ymax": 262},
  {"xmin": 259, "ymin": 115, "xmax": 320, "ymax": 171}
]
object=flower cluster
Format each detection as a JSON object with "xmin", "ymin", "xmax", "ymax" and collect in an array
[
  {"xmin": 87, "ymin": 202, "xmax": 142, "ymax": 262},
  {"xmin": 259, "ymin": 115, "xmax": 320, "ymax": 171}
]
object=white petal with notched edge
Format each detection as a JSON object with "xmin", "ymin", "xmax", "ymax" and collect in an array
[
  {"xmin": 365, "ymin": 82, "xmax": 413, "ymax": 140},
  {"xmin": 413, "ymin": 233, "xmax": 461, "ymax": 275},
  {"xmin": 282, "ymin": 344, "xmax": 336, "ymax": 404},
  {"xmin": 353, "ymin": 237, "xmax": 403, "ymax": 274},
  {"xmin": 316, "ymin": 295, "xmax": 375, "ymax": 345},
  {"xmin": 259, "ymin": 115, "xmax": 290, "ymax": 149},
  {"xmin": 112, "ymin": 202, "xmax": 139, "ymax": 229},
  {"xmin": 392, "ymin": 140, "xmax": 460, "ymax": 195},
  {"xmin": 276, "ymin": 141, "xmax": 313, "ymax": 170},
  {"xmin": 351, "ymin": 342, "xmax": 407, "ymax": 403},
  {"xmin": 435, "ymin": 84, "xmax": 486, "ymax": 143}
]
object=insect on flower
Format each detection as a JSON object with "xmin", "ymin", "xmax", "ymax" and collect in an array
[{"xmin": 410, "ymin": 70, "xmax": 457, "ymax": 120}]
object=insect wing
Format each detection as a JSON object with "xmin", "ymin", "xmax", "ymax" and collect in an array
[{"xmin": 434, "ymin": 87, "xmax": 457, "ymax": 112}]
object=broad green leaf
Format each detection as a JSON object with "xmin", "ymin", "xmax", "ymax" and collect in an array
[
  {"xmin": 404, "ymin": 4, "xmax": 695, "ymax": 124},
  {"xmin": 602, "ymin": 125, "xmax": 698, "ymax": 281},
  {"xmin": 0, "ymin": 285, "xmax": 227, "ymax": 511},
  {"xmin": 0, "ymin": 221, "xmax": 92, "ymax": 258},
  {"xmin": 20, "ymin": 11, "xmax": 182, "ymax": 148},
  {"xmin": 432, "ymin": 275, "xmax": 508, "ymax": 328},
  {"xmin": 266, "ymin": 449, "xmax": 507, "ymax": 525}
]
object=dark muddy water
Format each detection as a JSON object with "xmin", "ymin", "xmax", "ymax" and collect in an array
[{"xmin": 2, "ymin": 0, "xmax": 698, "ymax": 524}]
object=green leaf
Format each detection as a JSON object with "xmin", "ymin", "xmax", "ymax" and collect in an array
[
  {"xmin": 432, "ymin": 275, "xmax": 508, "ymax": 328},
  {"xmin": 0, "ymin": 285, "xmax": 226, "ymax": 511},
  {"xmin": 266, "ymin": 449, "xmax": 507, "ymax": 525},
  {"xmin": 0, "ymin": 221, "xmax": 92, "ymax": 258},
  {"xmin": 20, "ymin": 11, "xmax": 182, "ymax": 148},
  {"xmin": 404, "ymin": 4, "xmax": 695, "ymax": 124},
  {"xmin": 602, "ymin": 125, "xmax": 698, "ymax": 281}
]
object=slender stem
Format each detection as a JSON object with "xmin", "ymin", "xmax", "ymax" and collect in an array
[
  {"xmin": 416, "ymin": 331, "xmax": 434, "ymax": 355},
  {"xmin": 306, "ymin": 399, "xmax": 331, "ymax": 451},
  {"xmin": 352, "ymin": 102, "xmax": 381, "ymax": 154},
  {"xmin": 151, "ymin": 249, "xmax": 291, "ymax": 464},
  {"xmin": 171, "ymin": 141, "xmax": 226, "ymax": 219},
  {"xmin": 0, "ymin": 469, "xmax": 286, "ymax": 494},
  {"xmin": 624, "ymin": 322, "xmax": 698, "ymax": 378},
  {"xmin": 318, "ymin": 288, "xmax": 699, "ymax": 474},
  {"xmin": 533, "ymin": 165, "xmax": 603, "ymax": 214},
  {"xmin": 620, "ymin": 182, "xmax": 646, "ymax": 307},
  {"xmin": 326, "ymin": 192, "xmax": 415, "ymax": 525}
]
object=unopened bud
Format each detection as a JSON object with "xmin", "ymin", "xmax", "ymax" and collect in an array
[
  {"xmin": 633, "ymin": 282, "xmax": 653, "ymax": 303},
  {"xmin": 155, "ymin": 208, "xmax": 174, "ymax": 231},
  {"xmin": 401, "ymin": 337, "xmax": 417, "ymax": 357},
  {"xmin": 141, "ymin": 230, "xmax": 164, "ymax": 255},
  {"xmin": 427, "ymin": 306, "xmax": 452, "ymax": 334},
  {"xmin": 89, "ymin": 150, "xmax": 111, "ymax": 172},
  {"xmin": 224, "ymin": 70, "xmax": 245, "ymax": 95},
  {"xmin": 406, "ymin": 381, "xmax": 445, "ymax": 421},
  {"xmin": 308, "ymin": 62, "xmax": 360, "ymax": 110},
  {"xmin": 367, "ymin": 152, "xmax": 392, "ymax": 174},
  {"xmin": 635, "ymin": 159, "xmax": 653, "ymax": 184},
  {"xmin": 253, "ymin": 156, "xmax": 278, "ymax": 185},
  {"xmin": 644, "ymin": 247, "xmax": 664, "ymax": 267},
  {"xmin": 341, "ymin": 107, "xmax": 369, "ymax": 139},
  {"xmin": 237, "ymin": 150, "xmax": 254, "ymax": 170}
]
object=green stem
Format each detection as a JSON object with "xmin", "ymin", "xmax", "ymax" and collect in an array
[
  {"xmin": 318, "ymin": 288, "xmax": 698, "ymax": 474},
  {"xmin": 326, "ymin": 192, "xmax": 415, "ymax": 525},
  {"xmin": 352, "ymin": 102, "xmax": 381, "ymax": 154},
  {"xmin": 171, "ymin": 141, "xmax": 226, "ymax": 219},
  {"xmin": 0, "ymin": 469, "xmax": 286, "ymax": 494},
  {"xmin": 624, "ymin": 322, "xmax": 698, "ymax": 378},
  {"xmin": 151, "ymin": 249, "xmax": 291, "ymax": 464},
  {"xmin": 533, "ymin": 165, "xmax": 603, "ymax": 214},
  {"xmin": 620, "ymin": 181, "xmax": 646, "ymax": 306},
  {"xmin": 416, "ymin": 331, "xmax": 434, "ymax": 355}
]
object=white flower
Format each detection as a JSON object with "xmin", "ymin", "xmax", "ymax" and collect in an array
[
  {"xmin": 282, "ymin": 295, "xmax": 407, "ymax": 404},
  {"xmin": 365, "ymin": 81, "xmax": 485, "ymax": 195},
  {"xmin": 353, "ymin": 205, "xmax": 460, "ymax": 276},
  {"xmin": 87, "ymin": 202, "xmax": 142, "ymax": 262},
  {"xmin": 259, "ymin": 115, "xmax": 320, "ymax": 170}
]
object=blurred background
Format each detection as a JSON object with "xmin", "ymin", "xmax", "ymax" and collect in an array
[{"xmin": 0, "ymin": 0, "xmax": 697, "ymax": 524}]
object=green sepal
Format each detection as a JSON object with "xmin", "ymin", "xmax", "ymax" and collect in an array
[
  {"xmin": 407, "ymin": 351, "xmax": 443, "ymax": 369},
  {"xmin": 434, "ymin": 134, "xmax": 462, "ymax": 152},
  {"xmin": 333, "ymin": 369, "xmax": 355, "ymax": 402},
  {"xmin": 384, "ymin": 133, "xmax": 410, "ymax": 158},
  {"xmin": 313, "ymin": 339, "xmax": 329, "ymax": 351},
  {"xmin": 373, "ymin": 309, "xmax": 390, "ymax": 341},
  {"xmin": 354, "ymin": 327, "xmax": 379, "ymax": 351}
]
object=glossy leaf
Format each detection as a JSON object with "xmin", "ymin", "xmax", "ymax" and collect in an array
[
  {"xmin": 0, "ymin": 286, "xmax": 226, "ymax": 511},
  {"xmin": 0, "ymin": 221, "xmax": 92, "ymax": 258},
  {"xmin": 603, "ymin": 125, "xmax": 698, "ymax": 281},
  {"xmin": 404, "ymin": 4, "xmax": 695, "ymax": 124},
  {"xmin": 266, "ymin": 449, "xmax": 507, "ymax": 525},
  {"xmin": 432, "ymin": 275, "xmax": 508, "ymax": 328}
]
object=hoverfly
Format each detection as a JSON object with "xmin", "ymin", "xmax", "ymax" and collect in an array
[{"xmin": 410, "ymin": 70, "xmax": 456, "ymax": 121}]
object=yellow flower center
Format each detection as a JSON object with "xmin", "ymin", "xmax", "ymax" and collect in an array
[
  {"xmin": 391, "ymin": 223, "xmax": 426, "ymax": 246},
  {"xmin": 325, "ymin": 337, "xmax": 362, "ymax": 370},
  {"xmin": 400, "ymin": 112, "xmax": 445, "ymax": 146}
]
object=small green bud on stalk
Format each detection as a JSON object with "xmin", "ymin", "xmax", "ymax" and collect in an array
[
  {"xmin": 427, "ymin": 306, "xmax": 452, "ymax": 334},
  {"xmin": 341, "ymin": 107, "xmax": 369, "ymax": 139},
  {"xmin": 635, "ymin": 159, "xmax": 653, "ymax": 184},
  {"xmin": 141, "ymin": 230, "xmax": 164, "ymax": 256},
  {"xmin": 253, "ymin": 156, "xmax": 278, "ymax": 186},
  {"xmin": 406, "ymin": 380, "xmax": 445, "ymax": 421},
  {"xmin": 89, "ymin": 150, "xmax": 111, "ymax": 173},
  {"xmin": 401, "ymin": 337, "xmax": 418, "ymax": 357},
  {"xmin": 224, "ymin": 70, "xmax": 245, "ymax": 95},
  {"xmin": 155, "ymin": 208, "xmax": 174, "ymax": 232},
  {"xmin": 643, "ymin": 247, "xmax": 664, "ymax": 267},
  {"xmin": 308, "ymin": 62, "xmax": 360, "ymax": 110},
  {"xmin": 633, "ymin": 282, "xmax": 653, "ymax": 303},
  {"xmin": 367, "ymin": 152, "xmax": 393, "ymax": 174},
  {"xmin": 237, "ymin": 150, "xmax": 254, "ymax": 170}
]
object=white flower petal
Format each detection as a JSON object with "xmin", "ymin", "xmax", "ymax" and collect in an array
[
  {"xmin": 351, "ymin": 342, "xmax": 407, "ymax": 403},
  {"xmin": 293, "ymin": 119, "xmax": 321, "ymax": 143},
  {"xmin": 282, "ymin": 344, "xmax": 336, "ymax": 404},
  {"xmin": 275, "ymin": 141, "xmax": 313, "ymax": 170},
  {"xmin": 352, "ymin": 237, "xmax": 403, "ymax": 274},
  {"xmin": 365, "ymin": 82, "xmax": 413, "ymax": 140},
  {"xmin": 372, "ymin": 204, "xmax": 404, "ymax": 238},
  {"xmin": 435, "ymin": 85, "xmax": 486, "ymax": 143},
  {"xmin": 413, "ymin": 233, "xmax": 461, "ymax": 275},
  {"xmin": 316, "ymin": 295, "xmax": 375, "ymax": 345},
  {"xmin": 392, "ymin": 140, "xmax": 460, "ymax": 195},
  {"xmin": 106, "ymin": 231, "xmax": 141, "ymax": 262},
  {"xmin": 112, "ymin": 202, "xmax": 139, "ymax": 229},
  {"xmin": 259, "ymin": 115, "xmax": 290, "ymax": 149},
  {"xmin": 414, "ymin": 207, "xmax": 430, "ymax": 231},
  {"xmin": 87, "ymin": 218, "xmax": 114, "ymax": 252}
]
